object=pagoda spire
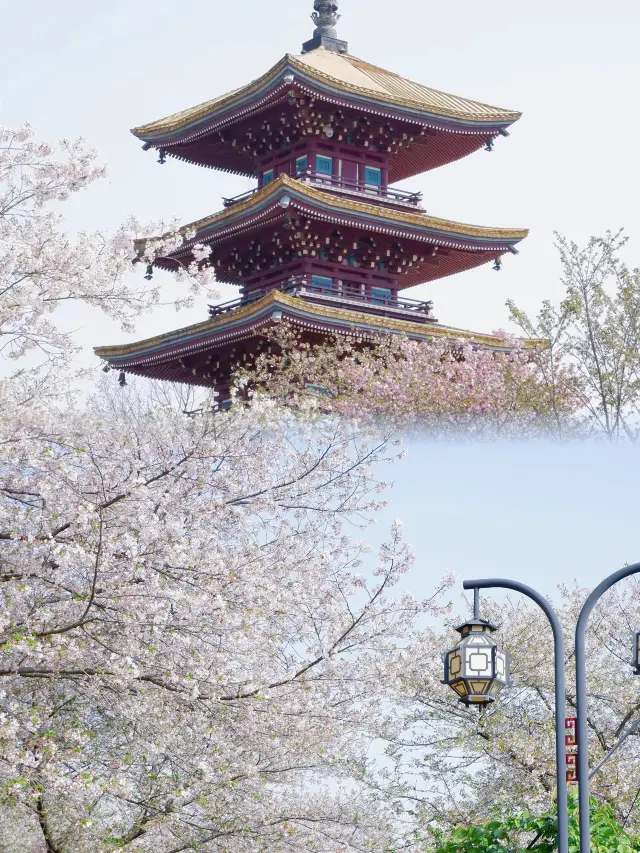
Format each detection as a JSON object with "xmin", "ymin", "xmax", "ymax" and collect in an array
[{"xmin": 302, "ymin": 1, "xmax": 348, "ymax": 55}]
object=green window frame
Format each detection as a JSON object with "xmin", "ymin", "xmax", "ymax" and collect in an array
[
  {"xmin": 371, "ymin": 286, "xmax": 392, "ymax": 305},
  {"xmin": 262, "ymin": 169, "xmax": 274, "ymax": 185},
  {"xmin": 310, "ymin": 274, "xmax": 333, "ymax": 292},
  {"xmin": 364, "ymin": 166, "xmax": 382, "ymax": 186},
  {"xmin": 316, "ymin": 155, "xmax": 333, "ymax": 175}
]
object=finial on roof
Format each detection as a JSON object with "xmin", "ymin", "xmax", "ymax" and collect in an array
[{"xmin": 302, "ymin": 1, "xmax": 348, "ymax": 55}]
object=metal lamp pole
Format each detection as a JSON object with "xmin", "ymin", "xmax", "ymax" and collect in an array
[
  {"xmin": 462, "ymin": 578, "xmax": 569, "ymax": 853},
  {"xmin": 575, "ymin": 561, "xmax": 640, "ymax": 853}
]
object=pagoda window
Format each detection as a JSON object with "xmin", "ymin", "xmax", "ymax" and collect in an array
[
  {"xmin": 295, "ymin": 155, "xmax": 308, "ymax": 174},
  {"xmin": 310, "ymin": 274, "xmax": 333, "ymax": 292},
  {"xmin": 315, "ymin": 155, "xmax": 333, "ymax": 176},
  {"xmin": 371, "ymin": 286, "xmax": 392, "ymax": 305},
  {"xmin": 363, "ymin": 166, "xmax": 382, "ymax": 188},
  {"xmin": 261, "ymin": 169, "xmax": 274, "ymax": 186}
]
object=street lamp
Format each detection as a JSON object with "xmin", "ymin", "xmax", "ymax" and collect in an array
[
  {"xmin": 458, "ymin": 579, "xmax": 569, "ymax": 853},
  {"xmin": 442, "ymin": 616, "xmax": 510, "ymax": 707},
  {"xmin": 455, "ymin": 563, "xmax": 640, "ymax": 853}
]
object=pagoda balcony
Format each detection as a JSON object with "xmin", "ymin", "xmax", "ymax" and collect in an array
[
  {"xmin": 222, "ymin": 172, "xmax": 424, "ymax": 211},
  {"xmin": 295, "ymin": 170, "xmax": 424, "ymax": 210},
  {"xmin": 208, "ymin": 275, "xmax": 437, "ymax": 324}
]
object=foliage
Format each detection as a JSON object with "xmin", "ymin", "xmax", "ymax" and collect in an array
[
  {"xmin": 508, "ymin": 230, "xmax": 640, "ymax": 441},
  {"xmin": 239, "ymin": 231, "xmax": 640, "ymax": 442},
  {"xmin": 427, "ymin": 798, "xmax": 640, "ymax": 853}
]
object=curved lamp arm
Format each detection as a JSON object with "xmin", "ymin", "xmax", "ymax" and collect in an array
[
  {"xmin": 463, "ymin": 578, "xmax": 568, "ymax": 853},
  {"xmin": 575, "ymin": 561, "xmax": 640, "ymax": 853}
]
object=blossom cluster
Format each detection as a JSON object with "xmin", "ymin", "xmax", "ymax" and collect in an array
[
  {"xmin": 0, "ymin": 123, "xmax": 214, "ymax": 367},
  {"xmin": 0, "ymin": 383, "xmax": 454, "ymax": 851},
  {"xmin": 237, "ymin": 324, "xmax": 579, "ymax": 439}
]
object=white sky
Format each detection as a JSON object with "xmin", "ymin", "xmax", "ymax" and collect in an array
[
  {"xmin": 5, "ymin": 0, "xmax": 640, "ymax": 349},
  {"xmin": 3, "ymin": 0, "xmax": 640, "ymax": 599}
]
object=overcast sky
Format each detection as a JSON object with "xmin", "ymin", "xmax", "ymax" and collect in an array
[{"xmin": 3, "ymin": 0, "xmax": 640, "ymax": 606}]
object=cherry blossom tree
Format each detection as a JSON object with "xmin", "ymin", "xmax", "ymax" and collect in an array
[
  {"xmin": 0, "ymin": 123, "xmax": 454, "ymax": 853},
  {"xmin": 0, "ymin": 379, "xmax": 456, "ymax": 852},
  {"xmin": 0, "ymin": 123, "xmax": 213, "ymax": 370},
  {"xmin": 508, "ymin": 231, "xmax": 640, "ymax": 441},
  {"xmin": 5, "ymin": 120, "xmax": 640, "ymax": 852},
  {"xmin": 236, "ymin": 324, "xmax": 579, "ymax": 439}
]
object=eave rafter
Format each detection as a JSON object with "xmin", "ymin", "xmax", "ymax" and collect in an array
[
  {"xmin": 96, "ymin": 290, "xmax": 531, "ymax": 381},
  {"xmin": 136, "ymin": 175, "xmax": 526, "ymax": 287},
  {"xmin": 132, "ymin": 52, "xmax": 520, "ymax": 179}
]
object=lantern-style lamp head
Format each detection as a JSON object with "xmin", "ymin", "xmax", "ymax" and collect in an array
[
  {"xmin": 442, "ymin": 617, "xmax": 511, "ymax": 707},
  {"xmin": 633, "ymin": 632, "xmax": 640, "ymax": 675}
]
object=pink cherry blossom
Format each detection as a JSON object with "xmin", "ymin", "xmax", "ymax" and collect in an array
[{"xmin": 237, "ymin": 324, "xmax": 580, "ymax": 438}]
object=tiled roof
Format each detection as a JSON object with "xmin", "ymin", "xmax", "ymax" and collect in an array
[
  {"xmin": 132, "ymin": 49, "xmax": 519, "ymax": 139},
  {"xmin": 95, "ymin": 290, "xmax": 527, "ymax": 362},
  {"xmin": 292, "ymin": 50, "xmax": 520, "ymax": 122},
  {"xmin": 156, "ymin": 174, "xmax": 528, "ymax": 245}
]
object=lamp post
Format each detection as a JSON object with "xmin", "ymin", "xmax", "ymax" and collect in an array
[
  {"xmin": 441, "ymin": 579, "xmax": 570, "ymax": 853},
  {"xmin": 574, "ymin": 561, "xmax": 640, "ymax": 853},
  {"xmin": 440, "ymin": 565, "xmax": 640, "ymax": 853}
]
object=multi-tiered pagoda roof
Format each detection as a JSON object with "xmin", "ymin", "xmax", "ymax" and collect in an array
[
  {"xmin": 97, "ymin": 0, "xmax": 528, "ymax": 400},
  {"xmin": 133, "ymin": 48, "xmax": 520, "ymax": 180}
]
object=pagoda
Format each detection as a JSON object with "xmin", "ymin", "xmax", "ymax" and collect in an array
[{"xmin": 96, "ymin": 1, "xmax": 528, "ymax": 401}]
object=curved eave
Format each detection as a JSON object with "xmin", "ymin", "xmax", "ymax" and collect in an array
[
  {"xmin": 131, "ymin": 54, "xmax": 520, "ymax": 179},
  {"xmin": 96, "ymin": 290, "xmax": 541, "ymax": 379},
  {"xmin": 161, "ymin": 174, "xmax": 526, "ymax": 245},
  {"xmin": 132, "ymin": 56, "xmax": 292, "ymax": 142},
  {"xmin": 144, "ymin": 174, "xmax": 527, "ymax": 286}
]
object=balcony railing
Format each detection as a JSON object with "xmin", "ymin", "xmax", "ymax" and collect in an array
[
  {"xmin": 222, "ymin": 187, "xmax": 258, "ymax": 208},
  {"xmin": 208, "ymin": 275, "xmax": 437, "ymax": 324},
  {"xmin": 296, "ymin": 169, "xmax": 423, "ymax": 208},
  {"xmin": 222, "ymin": 171, "xmax": 423, "ymax": 209}
]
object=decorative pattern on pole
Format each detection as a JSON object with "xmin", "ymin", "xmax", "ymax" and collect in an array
[{"xmin": 565, "ymin": 717, "xmax": 578, "ymax": 783}]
